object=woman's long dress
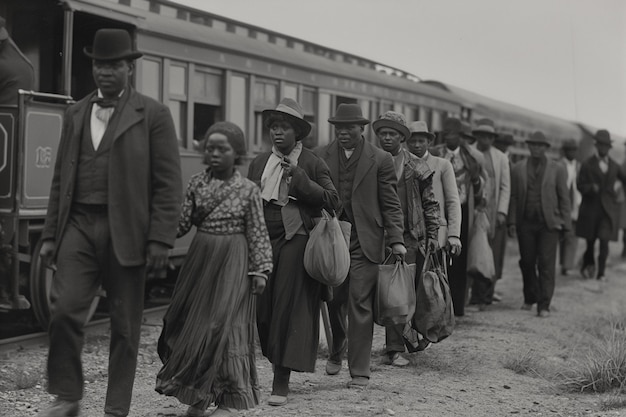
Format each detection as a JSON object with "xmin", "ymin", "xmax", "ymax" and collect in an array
[{"xmin": 156, "ymin": 170, "xmax": 272, "ymax": 410}]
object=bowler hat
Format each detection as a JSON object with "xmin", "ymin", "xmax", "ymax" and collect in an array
[
  {"xmin": 84, "ymin": 28, "xmax": 143, "ymax": 61},
  {"xmin": 472, "ymin": 118, "xmax": 497, "ymax": 136},
  {"xmin": 594, "ymin": 129, "xmax": 612, "ymax": 146},
  {"xmin": 526, "ymin": 131, "xmax": 550, "ymax": 147},
  {"xmin": 372, "ymin": 111, "xmax": 410, "ymax": 140},
  {"xmin": 328, "ymin": 103, "xmax": 370, "ymax": 125},
  {"xmin": 263, "ymin": 98, "xmax": 312, "ymax": 141},
  {"xmin": 442, "ymin": 117, "xmax": 462, "ymax": 133},
  {"xmin": 561, "ymin": 138, "xmax": 578, "ymax": 150},
  {"xmin": 408, "ymin": 121, "xmax": 435, "ymax": 140},
  {"xmin": 0, "ymin": 16, "xmax": 8, "ymax": 41},
  {"xmin": 495, "ymin": 133, "xmax": 515, "ymax": 146}
]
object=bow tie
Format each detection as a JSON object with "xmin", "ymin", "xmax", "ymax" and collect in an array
[{"xmin": 90, "ymin": 96, "xmax": 118, "ymax": 109}]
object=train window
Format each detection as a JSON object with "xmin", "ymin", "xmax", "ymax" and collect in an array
[
  {"xmin": 227, "ymin": 74, "xmax": 248, "ymax": 135},
  {"xmin": 254, "ymin": 80, "xmax": 278, "ymax": 109},
  {"xmin": 168, "ymin": 100, "xmax": 186, "ymax": 147},
  {"xmin": 194, "ymin": 104, "xmax": 223, "ymax": 142},
  {"xmin": 301, "ymin": 88, "xmax": 316, "ymax": 115},
  {"xmin": 140, "ymin": 58, "xmax": 161, "ymax": 101},
  {"xmin": 318, "ymin": 93, "xmax": 332, "ymax": 146},
  {"xmin": 431, "ymin": 110, "xmax": 442, "ymax": 131},
  {"xmin": 380, "ymin": 101, "xmax": 392, "ymax": 114},
  {"xmin": 193, "ymin": 70, "xmax": 222, "ymax": 105},
  {"xmin": 283, "ymin": 84, "xmax": 298, "ymax": 101},
  {"xmin": 131, "ymin": 0, "xmax": 150, "ymax": 11},
  {"xmin": 169, "ymin": 65, "xmax": 187, "ymax": 96}
]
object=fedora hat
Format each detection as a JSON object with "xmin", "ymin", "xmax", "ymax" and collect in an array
[
  {"xmin": 526, "ymin": 131, "xmax": 550, "ymax": 147},
  {"xmin": 84, "ymin": 28, "xmax": 143, "ymax": 61},
  {"xmin": 408, "ymin": 121, "xmax": 435, "ymax": 140},
  {"xmin": 472, "ymin": 118, "xmax": 497, "ymax": 136},
  {"xmin": 442, "ymin": 117, "xmax": 462, "ymax": 133},
  {"xmin": 262, "ymin": 98, "xmax": 311, "ymax": 140},
  {"xmin": 461, "ymin": 121, "xmax": 475, "ymax": 141},
  {"xmin": 328, "ymin": 103, "xmax": 370, "ymax": 125},
  {"xmin": 495, "ymin": 133, "xmax": 515, "ymax": 146},
  {"xmin": 594, "ymin": 129, "xmax": 612, "ymax": 146},
  {"xmin": 372, "ymin": 111, "xmax": 410, "ymax": 140},
  {"xmin": 561, "ymin": 138, "xmax": 578, "ymax": 150},
  {"xmin": 0, "ymin": 16, "xmax": 8, "ymax": 41}
]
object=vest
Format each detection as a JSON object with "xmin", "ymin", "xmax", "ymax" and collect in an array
[
  {"xmin": 524, "ymin": 158, "xmax": 546, "ymax": 223},
  {"xmin": 73, "ymin": 99, "xmax": 123, "ymax": 205},
  {"xmin": 337, "ymin": 142, "xmax": 363, "ymax": 225}
]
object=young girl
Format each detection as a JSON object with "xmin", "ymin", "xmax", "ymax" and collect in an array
[{"xmin": 156, "ymin": 121, "xmax": 272, "ymax": 416}]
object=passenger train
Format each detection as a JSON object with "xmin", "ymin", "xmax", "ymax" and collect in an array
[{"xmin": 0, "ymin": 0, "xmax": 616, "ymax": 331}]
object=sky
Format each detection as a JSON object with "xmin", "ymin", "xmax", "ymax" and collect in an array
[{"xmin": 172, "ymin": 0, "xmax": 626, "ymax": 138}]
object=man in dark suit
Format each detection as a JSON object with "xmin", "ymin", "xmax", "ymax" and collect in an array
[
  {"xmin": 37, "ymin": 29, "xmax": 182, "ymax": 417},
  {"xmin": 315, "ymin": 103, "xmax": 406, "ymax": 388},
  {"xmin": 576, "ymin": 130, "xmax": 626, "ymax": 287},
  {"xmin": 508, "ymin": 131, "xmax": 571, "ymax": 318}
]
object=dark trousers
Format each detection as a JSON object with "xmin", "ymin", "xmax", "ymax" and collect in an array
[
  {"xmin": 47, "ymin": 205, "xmax": 145, "ymax": 417},
  {"xmin": 583, "ymin": 238, "xmax": 609, "ymax": 278},
  {"xmin": 492, "ymin": 222, "xmax": 508, "ymax": 281},
  {"xmin": 327, "ymin": 235, "xmax": 378, "ymax": 379},
  {"xmin": 449, "ymin": 202, "xmax": 470, "ymax": 316},
  {"xmin": 384, "ymin": 245, "xmax": 425, "ymax": 354},
  {"xmin": 517, "ymin": 218, "xmax": 558, "ymax": 312},
  {"xmin": 559, "ymin": 220, "xmax": 578, "ymax": 271}
]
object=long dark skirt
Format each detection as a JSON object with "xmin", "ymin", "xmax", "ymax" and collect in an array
[
  {"xmin": 156, "ymin": 232, "xmax": 260, "ymax": 410},
  {"xmin": 257, "ymin": 212, "xmax": 322, "ymax": 373}
]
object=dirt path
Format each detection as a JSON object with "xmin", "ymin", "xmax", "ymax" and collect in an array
[{"xmin": 2, "ymin": 242, "xmax": 626, "ymax": 416}]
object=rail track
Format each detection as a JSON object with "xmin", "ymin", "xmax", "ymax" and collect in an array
[{"xmin": 0, "ymin": 305, "xmax": 168, "ymax": 353}]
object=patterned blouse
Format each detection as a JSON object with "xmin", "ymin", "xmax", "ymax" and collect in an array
[{"xmin": 178, "ymin": 169, "xmax": 273, "ymax": 275}]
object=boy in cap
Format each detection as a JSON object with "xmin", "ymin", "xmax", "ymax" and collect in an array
[
  {"xmin": 315, "ymin": 103, "xmax": 406, "ymax": 387},
  {"xmin": 37, "ymin": 29, "xmax": 182, "ymax": 417},
  {"xmin": 372, "ymin": 111, "xmax": 439, "ymax": 366},
  {"xmin": 576, "ymin": 130, "xmax": 626, "ymax": 287}
]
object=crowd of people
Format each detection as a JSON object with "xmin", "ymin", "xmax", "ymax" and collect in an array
[{"xmin": 34, "ymin": 29, "xmax": 626, "ymax": 417}]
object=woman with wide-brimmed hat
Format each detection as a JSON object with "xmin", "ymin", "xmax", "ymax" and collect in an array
[{"xmin": 248, "ymin": 98, "xmax": 340, "ymax": 407}]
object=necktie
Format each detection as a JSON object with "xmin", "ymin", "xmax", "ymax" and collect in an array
[{"xmin": 90, "ymin": 96, "xmax": 117, "ymax": 125}]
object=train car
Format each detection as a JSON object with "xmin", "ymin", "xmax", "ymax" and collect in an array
[{"xmin": 0, "ymin": 0, "xmax": 467, "ymax": 331}]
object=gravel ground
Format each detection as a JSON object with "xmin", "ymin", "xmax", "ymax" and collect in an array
[{"xmin": 2, "ymin": 242, "xmax": 626, "ymax": 417}]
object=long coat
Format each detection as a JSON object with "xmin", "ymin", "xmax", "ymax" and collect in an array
[
  {"xmin": 423, "ymin": 152, "xmax": 461, "ymax": 248},
  {"xmin": 315, "ymin": 138, "xmax": 404, "ymax": 264},
  {"xmin": 576, "ymin": 154, "xmax": 626, "ymax": 240},
  {"xmin": 42, "ymin": 88, "xmax": 182, "ymax": 266},
  {"xmin": 508, "ymin": 158, "xmax": 571, "ymax": 232}
]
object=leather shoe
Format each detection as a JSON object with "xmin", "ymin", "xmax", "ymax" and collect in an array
[
  {"xmin": 185, "ymin": 405, "xmax": 206, "ymax": 416},
  {"xmin": 36, "ymin": 399, "xmax": 80, "ymax": 417},
  {"xmin": 268, "ymin": 394, "xmax": 288, "ymax": 406},
  {"xmin": 347, "ymin": 376, "xmax": 369, "ymax": 388},
  {"xmin": 325, "ymin": 360, "xmax": 341, "ymax": 375},
  {"xmin": 387, "ymin": 352, "xmax": 409, "ymax": 367}
]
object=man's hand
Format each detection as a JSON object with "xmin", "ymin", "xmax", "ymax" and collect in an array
[
  {"xmin": 427, "ymin": 238, "xmax": 439, "ymax": 253},
  {"xmin": 391, "ymin": 243, "xmax": 407, "ymax": 261},
  {"xmin": 251, "ymin": 276, "xmax": 267, "ymax": 295},
  {"xmin": 39, "ymin": 240, "xmax": 57, "ymax": 270},
  {"xmin": 496, "ymin": 212, "xmax": 507, "ymax": 227},
  {"xmin": 508, "ymin": 225, "xmax": 516, "ymax": 238},
  {"xmin": 146, "ymin": 242, "xmax": 170, "ymax": 272},
  {"xmin": 447, "ymin": 236, "xmax": 462, "ymax": 257}
]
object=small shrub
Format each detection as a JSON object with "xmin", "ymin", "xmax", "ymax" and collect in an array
[
  {"xmin": 562, "ymin": 317, "xmax": 626, "ymax": 393},
  {"xmin": 13, "ymin": 368, "xmax": 41, "ymax": 390},
  {"xmin": 502, "ymin": 349, "xmax": 540, "ymax": 375},
  {"xmin": 600, "ymin": 394, "xmax": 626, "ymax": 411}
]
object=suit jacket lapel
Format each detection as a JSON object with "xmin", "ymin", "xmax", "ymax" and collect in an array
[
  {"xmin": 353, "ymin": 140, "xmax": 375, "ymax": 191},
  {"xmin": 113, "ymin": 89, "xmax": 143, "ymax": 143}
]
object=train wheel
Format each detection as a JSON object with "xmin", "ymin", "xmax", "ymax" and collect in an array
[{"xmin": 29, "ymin": 240, "xmax": 100, "ymax": 330}]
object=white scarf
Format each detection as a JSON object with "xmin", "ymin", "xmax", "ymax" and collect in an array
[{"xmin": 261, "ymin": 142, "xmax": 303, "ymax": 205}]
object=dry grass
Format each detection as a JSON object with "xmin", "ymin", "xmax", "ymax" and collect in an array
[
  {"xmin": 502, "ymin": 349, "xmax": 541, "ymax": 376},
  {"xmin": 600, "ymin": 394, "xmax": 626, "ymax": 411},
  {"xmin": 561, "ymin": 315, "xmax": 626, "ymax": 393}
]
